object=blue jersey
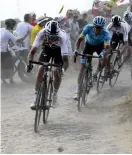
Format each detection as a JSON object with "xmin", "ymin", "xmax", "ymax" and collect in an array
[{"xmin": 80, "ymin": 24, "xmax": 111, "ymax": 46}]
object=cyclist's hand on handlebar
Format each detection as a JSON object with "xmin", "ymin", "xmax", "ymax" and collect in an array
[
  {"xmin": 73, "ymin": 50, "xmax": 78, "ymax": 63},
  {"xmin": 99, "ymin": 51, "xmax": 104, "ymax": 60},
  {"xmin": 26, "ymin": 61, "xmax": 33, "ymax": 73},
  {"xmin": 73, "ymin": 50, "xmax": 78, "ymax": 56}
]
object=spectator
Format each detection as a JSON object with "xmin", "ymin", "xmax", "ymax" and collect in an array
[
  {"xmin": 0, "ymin": 19, "xmax": 29, "ymax": 84},
  {"xmin": 70, "ymin": 13, "xmax": 80, "ymax": 51},
  {"xmin": 127, "ymin": 0, "xmax": 132, "ymax": 12},
  {"xmin": 78, "ymin": 11, "xmax": 88, "ymax": 33},
  {"xmin": 16, "ymin": 14, "xmax": 33, "ymax": 59},
  {"xmin": 56, "ymin": 16, "xmax": 72, "ymax": 56},
  {"xmin": 65, "ymin": 9, "xmax": 73, "ymax": 25},
  {"xmin": 30, "ymin": 16, "xmax": 49, "ymax": 46},
  {"xmin": 30, "ymin": 12, "xmax": 37, "ymax": 26}
]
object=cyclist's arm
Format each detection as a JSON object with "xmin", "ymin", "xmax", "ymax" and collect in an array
[
  {"xmin": 28, "ymin": 29, "xmax": 45, "ymax": 60},
  {"xmin": 106, "ymin": 22, "xmax": 113, "ymax": 31},
  {"xmin": 122, "ymin": 23, "xmax": 131, "ymax": 43},
  {"xmin": 60, "ymin": 30, "xmax": 69, "ymax": 56},
  {"xmin": 76, "ymin": 25, "xmax": 89, "ymax": 50},
  {"xmin": 104, "ymin": 31, "xmax": 111, "ymax": 53}
]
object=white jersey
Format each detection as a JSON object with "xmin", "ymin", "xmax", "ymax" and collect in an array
[
  {"xmin": 16, "ymin": 22, "xmax": 33, "ymax": 49},
  {"xmin": 107, "ymin": 22, "xmax": 131, "ymax": 42},
  {"xmin": 0, "ymin": 28, "xmax": 18, "ymax": 52},
  {"xmin": 33, "ymin": 29, "xmax": 69, "ymax": 56}
]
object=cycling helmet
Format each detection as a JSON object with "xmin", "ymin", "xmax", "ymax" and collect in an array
[
  {"xmin": 123, "ymin": 11, "xmax": 132, "ymax": 22},
  {"xmin": 111, "ymin": 15, "xmax": 121, "ymax": 24},
  {"xmin": 93, "ymin": 16, "xmax": 106, "ymax": 28},
  {"xmin": 37, "ymin": 16, "xmax": 52, "ymax": 24},
  {"xmin": 5, "ymin": 19, "xmax": 16, "ymax": 29},
  {"xmin": 45, "ymin": 20, "xmax": 60, "ymax": 36}
]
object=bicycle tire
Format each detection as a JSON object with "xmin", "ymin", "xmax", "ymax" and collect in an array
[
  {"xmin": 34, "ymin": 81, "xmax": 45, "ymax": 132},
  {"xmin": 43, "ymin": 78, "xmax": 53, "ymax": 124},
  {"xmin": 130, "ymin": 55, "xmax": 132, "ymax": 79},
  {"xmin": 97, "ymin": 67, "xmax": 106, "ymax": 94},
  {"xmin": 78, "ymin": 69, "xmax": 91, "ymax": 112},
  {"xmin": 109, "ymin": 55, "xmax": 120, "ymax": 87}
]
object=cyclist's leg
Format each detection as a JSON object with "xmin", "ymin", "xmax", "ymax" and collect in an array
[
  {"xmin": 52, "ymin": 47, "xmax": 64, "ymax": 108},
  {"xmin": 35, "ymin": 47, "xmax": 50, "ymax": 92},
  {"xmin": 73, "ymin": 42, "xmax": 94, "ymax": 100},
  {"xmin": 30, "ymin": 46, "xmax": 50, "ymax": 110},
  {"xmin": 93, "ymin": 42, "xmax": 105, "ymax": 78},
  {"xmin": 62, "ymin": 55, "xmax": 69, "ymax": 71}
]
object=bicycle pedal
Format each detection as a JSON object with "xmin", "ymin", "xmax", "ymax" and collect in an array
[{"xmin": 44, "ymin": 106, "xmax": 50, "ymax": 110}]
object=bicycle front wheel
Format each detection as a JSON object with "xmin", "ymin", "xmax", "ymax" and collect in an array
[
  {"xmin": 130, "ymin": 55, "xmax": 132, "ymax": 79},
  {"xmin": 109, "ymin": 56, "xmax": 120, "ymax": 87},
  {"xmin": 97, "ymin": 67, "xmax": 106, "ymax": 94},
  {"xmin": 34, "ymin": 82, "xmax": 45, "ymax": 132},
  {"xmin": 78, "ymin": 69, "xmax": 91, "ymax": 112},
  {"xmin": 43, "ymin": 78, "xmax": 53, "ymax": 124}
]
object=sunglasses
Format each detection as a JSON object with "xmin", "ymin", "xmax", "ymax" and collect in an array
[{"xmin": 46, "ymin": 34, "xmax": 59, "ymax": 40}]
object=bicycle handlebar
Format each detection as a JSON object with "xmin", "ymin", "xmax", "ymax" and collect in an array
[
  {"xmin": 29, "ymin": 60, "xmax": 62, "ymax": 68},
  {"xmin": 74, "ymin": 52, "xmax": 99, "ymax": 63}
]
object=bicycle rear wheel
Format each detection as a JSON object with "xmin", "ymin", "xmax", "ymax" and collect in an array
[
  {"xmin": 78, "ymin": 69, "xmax": 91, "ymax": 112},
  {"xmin": 109, "ymin": 55, "xmax": 120, "ymax": 87},
  {"xmin": 43, "ymin": 78, "xmax": 53, "ymax": 124},
  {"xmin": 97, "ymin": 67, "xmax": 106, "ymax": 94},
  {"xmin": 34, "ymin": 82, "xmax": 45, "ymax": 132}
]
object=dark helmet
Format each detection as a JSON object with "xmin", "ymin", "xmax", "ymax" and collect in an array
[{"xmin": 5, "ymin": 19, "xmax": 16, "ymax": 29}]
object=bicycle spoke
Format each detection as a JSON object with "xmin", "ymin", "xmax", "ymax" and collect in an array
[
  {"xmin": 34, "ymin": 84, "xmax": 43, "ymax": 132},
  {"xmin": 109, "ymin": 57, "xmax": 120, "ymax": 87},
  {"xmin": 97, "ymin": 68, "xmax": 106, "ymax": 94},
  {"xmin": 43, "ymin": 79, "xmax": 53, "ymax": 124},
  {"xmin": 78, "ymin": 70, "xmax": 91, "ymax": 111}
]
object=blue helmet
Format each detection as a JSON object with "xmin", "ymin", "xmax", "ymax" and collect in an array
[{"xmin": 93, "ymin": 16, "xmax": 106, "ymax": 28}]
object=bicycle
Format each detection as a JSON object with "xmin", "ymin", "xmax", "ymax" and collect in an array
[
  {"xmin": 97, "ymin": 42, "xmax": 123, "ymax": 93},
  {"xmin": 74, "ymin": 52, "xmax": 99, "ymax": 112},
  {"xmin": 29, "ymin": 58, "xmax": 62, "ymax": 132}
]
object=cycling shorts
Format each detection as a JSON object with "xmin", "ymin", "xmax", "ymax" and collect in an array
[
  {"xmin": 83, "ymin": 41, "xmax": 104, "ymax": 63},
  {"xmin": 39, "ymin": 45, "xmax": 63, "ymax": 65},
  {"xmin": 110, "ymin": 33, "xmax": 124, "ymax": 49}
]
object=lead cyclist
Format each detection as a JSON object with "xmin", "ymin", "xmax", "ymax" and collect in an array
[{"xmin": 27, "ymin": 20, "xmax": 69, "ymax": 110}]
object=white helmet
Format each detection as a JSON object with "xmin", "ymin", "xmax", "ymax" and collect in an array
[
  {"xmin": 45, "ymin": 20, "xmax": 60, "ymax": 36},
  {"xmin": 111, "ymin": 15, "xmax": 121, "ymax": 24}
]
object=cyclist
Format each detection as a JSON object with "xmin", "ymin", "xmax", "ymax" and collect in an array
[
  {"xmin": 73, "ymin": 16, "xmax": 111, "ymax": 100},
  {"xmin": 27, "ymin": 20, "xmax": 69, "ymax": 110},
  {"xmin": 0, "ymin": 19, "xmax": 29, "ymax": 84},
  {"xmin": 107, "ymin": 15, "xmax": 131, "ymax": 64},
  {"xmin": 123, "ymin": 11, "xmax": 132, "ymax": 57}
]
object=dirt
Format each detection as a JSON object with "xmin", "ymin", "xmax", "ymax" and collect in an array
[{"xmin": 1, "ymin": 61, "xmax": 132, "ymax": 154}]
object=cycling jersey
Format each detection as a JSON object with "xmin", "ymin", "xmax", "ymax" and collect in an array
[
  {"xmin": 30, "ymin": 24, "xmax": 43, "ymax": 45},
  {"xmin": 33, "ymin": 28, "xmax": 69, "ymax": 56},
  {"xmin": 80, "ymin": 24, "xmax": 111, "ymax": 46},
  {"xmin": 107, "ymin": 21, "xmax": 131, "ymax": 42}
]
